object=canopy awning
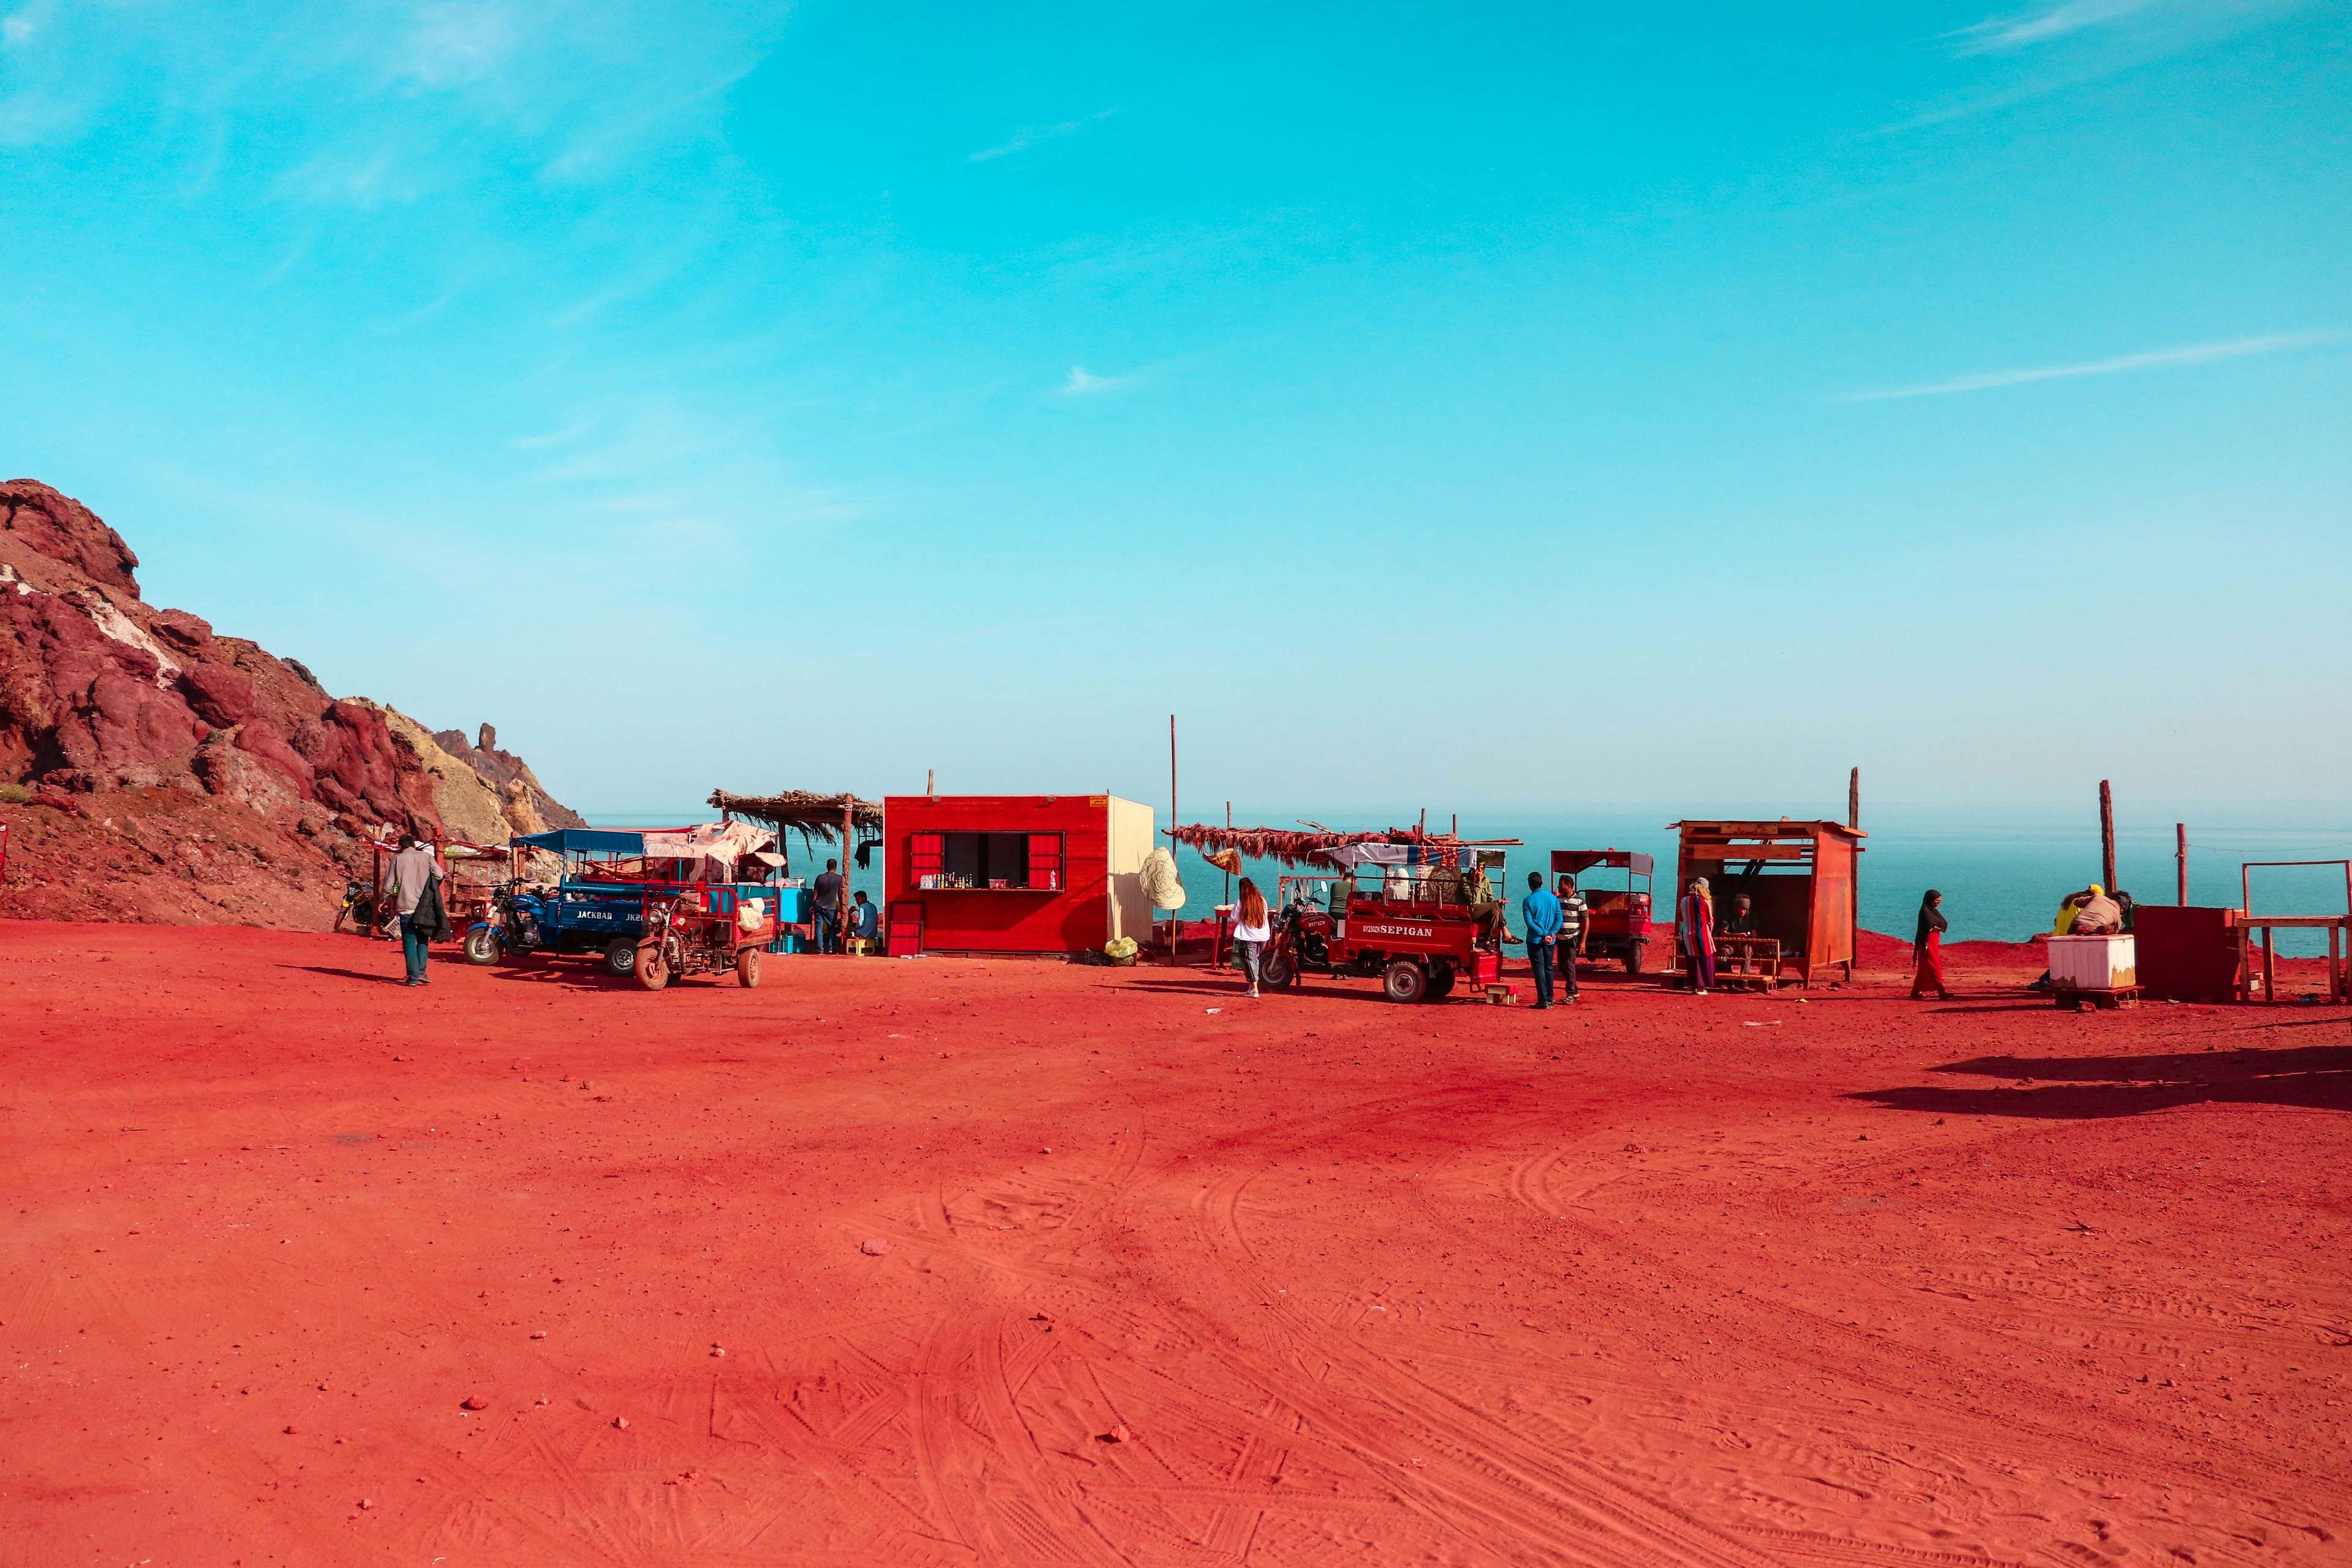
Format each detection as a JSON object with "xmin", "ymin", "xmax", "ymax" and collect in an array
[
  {"xmin": 513, "ymin": 827, "xmax": 657, "ymax": 856},
  {"xmin": 708, "ymin": 789, "xmax": 883, "ymax": 840},
  {"xmin": 1551, "ymin": 850, "xmax": 1654, "ymax": 876},
  {"xmin": 513, "ymin": 823, "xmax": 772, "ymax": 869}
]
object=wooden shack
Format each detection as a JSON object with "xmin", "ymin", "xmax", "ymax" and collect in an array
[{"xmin": 1670, "ymin": 819, "xmax": 1865, "ymax": 986}]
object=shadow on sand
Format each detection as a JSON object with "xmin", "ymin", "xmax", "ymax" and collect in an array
[
  {"xmin": 1850, "ymin": 1041, "xmax": 2352, "ymax": 1120},
  {"xmin": 281, "ymin": 964, "xmax": 415, "ymax": 987}
]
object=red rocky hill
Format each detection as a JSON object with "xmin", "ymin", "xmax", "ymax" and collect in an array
[{"xmin": 0, "ymin": 478, "xmax": 581, "ymax": 928}]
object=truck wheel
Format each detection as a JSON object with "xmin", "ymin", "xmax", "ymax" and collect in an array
[
  {"xmin": 736, "ymin": 948, "xmax": 763, "ymax": 989},
  {"xmin": 463, "ymin": 927, "xmax": 500, "ymax": 967},
  {"xmin": 605, "ymin": 938, "xmax": 639, "ymax": 976},
  {"xmin": 1382, "ymin": 959, "xmax": 1429, "ymax": 1004},
  {"xmin": 1624, "ymin": 943, "xmax": 1647, "ymax": 976},
  {"xmin": 635, "ymin": 945, "xmax": 669, "ymax": 991},
  {"xmin": 1427, "ymin": 963, "xmax": 1457, "ymax": 999},
  {"xmin": 1261, "ymin": 951, "xmax": 1295, "ymax": 990}
]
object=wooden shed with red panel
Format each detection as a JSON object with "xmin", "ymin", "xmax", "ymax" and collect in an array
[
  {"xmin": 1670, "ymin": 819, "xmax": 1865, "ymax": 986},
  {"xmin": 883, "ymin": 794, "xmax": 1156, "ymax": 956}
]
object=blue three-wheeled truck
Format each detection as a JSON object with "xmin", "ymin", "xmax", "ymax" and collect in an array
[{"xmin": 462, "ymin": 825, "xmax": 785, "ymax": 976}]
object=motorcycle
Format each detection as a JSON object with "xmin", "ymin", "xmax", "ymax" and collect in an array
[
  {"xmin": 461, "ymin": 883, "xmax": 533, "ymax": 962},
  {"xmin": 1257, "ymin": 899, "xmax": 1336, "ymax": 990},
  {"xmin": 633, "ymin": 888, "xmax": 774, "ymax": 990},
  {"xmin": 335, "ymin": 878, "xmax": 386, "ymax": 936},
  {"xmin": 463, "ymin": 880, "xmax": 645, "ymax": 976}
]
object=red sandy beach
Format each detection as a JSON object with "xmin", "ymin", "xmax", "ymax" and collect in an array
[{"xmin": 3, "ymin": 921, "xmax": 2347, "ymax": 1566}]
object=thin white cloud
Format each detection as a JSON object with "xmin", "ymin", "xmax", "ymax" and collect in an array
[
  {"xmin": 395, "ymin": 2, "xmax": 519, "ymax": 88},
  {"xmin": 1946, "ymin": 0, "xmax": 2158, "ymax": 53},
  {"xmin": 510, "ymin": 420, "xmax": 596, "ymax": 450},
  {"xmin": 1056, "ymin": 366, "xmax": 1128, "ymax": 398},
  {"xmin": 1839, "ymin": 331, "xmax": 2343, "ymax": 402},
  {"xmin": 968, "ymin": 107, "xmax": 1118, "ymax": 164},
  {"xmin": 2, "ymin": 3, "xmax": 46, "ymax": 49}
]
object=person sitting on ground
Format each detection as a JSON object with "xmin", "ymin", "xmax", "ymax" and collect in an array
[
  {"xmin": 1721, "ymin": 893, "xmax": 1757, "ymax": 937},
  {"xmin": 2070, "ymin": 886, "xmax": 2124, "ymax": 936},
  {"xmin": 850, "ymin": 889, "xmax": 880, "ymax": 946},
  {"xmin": 1555, "ymin": 873, "xmax": 1588, "ymax": 1003},
  {"xmin": 2113, "ymin": 888, "xmax": 2136, "ymax": 932}
]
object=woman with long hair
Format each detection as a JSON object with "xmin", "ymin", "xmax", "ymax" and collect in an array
[
  {"xmin": 1233, "ymin": 876, "xmax": 1271, "ymax": 999},
  {"xmin": 1912, "ymin": 889, "xmax": 1953, "ymax": 1000},
  {"xmin": 1679, "ymin": 877, "xmax": 1715, "ymax": 994}
]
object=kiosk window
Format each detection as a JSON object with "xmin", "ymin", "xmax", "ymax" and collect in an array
[{"xmin": 913, "ymin": 831, "xmax": 1066, "ymax": 889}]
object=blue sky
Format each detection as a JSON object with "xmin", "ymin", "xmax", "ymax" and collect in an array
[{"xmin": 3, "ymin": 1, "xmax": 2346, "ymax": 814}]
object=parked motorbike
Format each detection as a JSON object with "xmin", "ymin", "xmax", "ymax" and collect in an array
[
  {"xmin": 335, "ymin": 879, "xmax": 385, "ymax": 935},
  {"xmin": 1258, "ymin": 900, "xmax": 1335, "ymax": 990}
]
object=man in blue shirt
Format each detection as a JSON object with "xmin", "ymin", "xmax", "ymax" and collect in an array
[{"xmin": 1520, "ymin": 870, "xmax": 1564, "ymax": 1010}]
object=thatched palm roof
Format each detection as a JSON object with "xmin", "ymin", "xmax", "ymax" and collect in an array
[
  {"xmin": 708, "ymin": 789, "xmax": 883, "ymax": 843},
  {"xmin": 1166, "ymin": 822, "xmax": 1517, "ymax": 869}
]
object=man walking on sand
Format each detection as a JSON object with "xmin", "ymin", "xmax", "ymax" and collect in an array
[
  {"xmin": 1521, "ymin": 870, "xmax": 1563, "ymax": 1011},
  {"xmin": 813, "ymin": 858, "xmax": 844, "ymax": 954},
  {"xmin": 387, "ymin": 833, "xmax": 448, "ymax": 987}
]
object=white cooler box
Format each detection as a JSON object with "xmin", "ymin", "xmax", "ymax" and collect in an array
[{"xmin": 2049, "ymin": 933, "xmax": 2136, "ymax": 991}]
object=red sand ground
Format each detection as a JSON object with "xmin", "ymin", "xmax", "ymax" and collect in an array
[{"xmin": 4, "ymin": 922, "xmax": 2348, "ymax": 1567}]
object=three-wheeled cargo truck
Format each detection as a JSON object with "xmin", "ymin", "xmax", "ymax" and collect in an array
[{"xmin": 1548, "ymin": 848, "xmax": 1654, "ymax": 973}]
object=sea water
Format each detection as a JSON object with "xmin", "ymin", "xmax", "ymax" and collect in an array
[{"xmin": 592, "ymin": 801, "xmax": 2349, "ymax": 955}]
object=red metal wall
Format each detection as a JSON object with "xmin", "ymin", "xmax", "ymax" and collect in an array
[
  {"xmin": 883, "ymin": 796, "xmax": 1110, "ymax": 954},
  {"xmin": 2133, "ymin": 905, "xmax": 2240, "ymax": 1003}
]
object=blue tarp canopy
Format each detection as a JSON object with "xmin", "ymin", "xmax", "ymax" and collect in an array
[{"xmin": 514, "ymin": 827, "xmax": 653, "ymax": 856}]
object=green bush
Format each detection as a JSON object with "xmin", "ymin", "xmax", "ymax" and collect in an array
[{"xmin": 0, "ymin": 782, "xmax": 31, "ymax": 805}]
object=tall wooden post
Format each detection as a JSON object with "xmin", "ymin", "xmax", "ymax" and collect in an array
[
  {"xmin": 1168, "ymin": 715, "xmax": 1178, "ymax": 967},
  {"xmin": 842, "ymin": 797, "xmax": 854, "ymax": 952},
  {"xmin": 1223, "ymin": 801, "xmax": 1232, "ymax": 908},
  {"xmin": 1847, "ymin": 767, "xmax": 1860, "ymax": 974},
  {"xmin": 2176, "ymin": 822, "xmax": 2188, "ymax": 906},
  {"xmin": 925, "ymin": 768, "xmax": 934, "ymax": 797},
  {"xmin": 2098, "ymin": 780, "xmax": 2116, "ymax": 894}
]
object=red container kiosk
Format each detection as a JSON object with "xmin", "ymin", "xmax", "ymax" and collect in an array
[{"xmin": 882, "ymin": 794, "xmax": 1156, "ymax": 956}]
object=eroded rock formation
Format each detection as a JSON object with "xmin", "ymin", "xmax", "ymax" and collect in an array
[{"xmin": 0, "ymin": 478, "xmax": 581, "ymax": 928}]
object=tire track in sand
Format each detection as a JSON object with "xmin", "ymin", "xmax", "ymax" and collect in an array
[
  {"xmin": 1501, "ymin": 1143, "xmax": 2346, "ymax": 1518},
  {"xmin": 1191, "ymin": 1167, "xmax": 1787, "ymax": 1568}
]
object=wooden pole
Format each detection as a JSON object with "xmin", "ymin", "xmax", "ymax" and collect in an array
[
  {"xmin": 1169, "ymin": 715, "xmax": 1178, "ymax": 967},
  {"xmin": 2176, "ymin": 823, "xmax": 2188, "ymax": 905},
  {"xmin": 2098, "ymin": 780, "xmax": 2116, "ymax": 894},
  {"xmin": 1847, "ymin": 767, "xmax": 1860, "ymax": 974},
  {"xmin": 842, "ymin": 799, "xmax": 854, "ymax": 953},
  {"xmin": 1223, "ymin": 800, "xmax": 1232, "ymax": 908},
  {"xmin": 925, "ymin": 767, "xmax": 934, "ymax": 797}
]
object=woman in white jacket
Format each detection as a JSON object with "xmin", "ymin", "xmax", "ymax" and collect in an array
[{"xmin": 1232, "ymin": 877, "xmax": 1271, "ymax": 998}]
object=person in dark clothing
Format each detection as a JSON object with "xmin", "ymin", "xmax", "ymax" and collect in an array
[
  {"xmin": 813, "ymin": 859, "xmax": 844, "ymax": 954},
  {"xmin": 1911, "ymin": 889, "xmax": 1953, "ymax": 1000},
  {"xmin": 388, "ymin": 833, "xmax": 451, "ymax": 986},
  {"xmin": 1554, "ymin": 873, "xmax": 1588, "ymax": 1002},
  {"xmin": 1721, "ymin": 894, "xmax": 1757, "ymax": 937},
  {"xmin": 1521, "ymin": 871, "xmax": 1563, "ymax": 1010}
]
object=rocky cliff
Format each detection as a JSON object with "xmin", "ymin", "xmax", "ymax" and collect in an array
[{"xmin": 0, "ymin": 478, "xmax": 582, "ymax": 928}]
